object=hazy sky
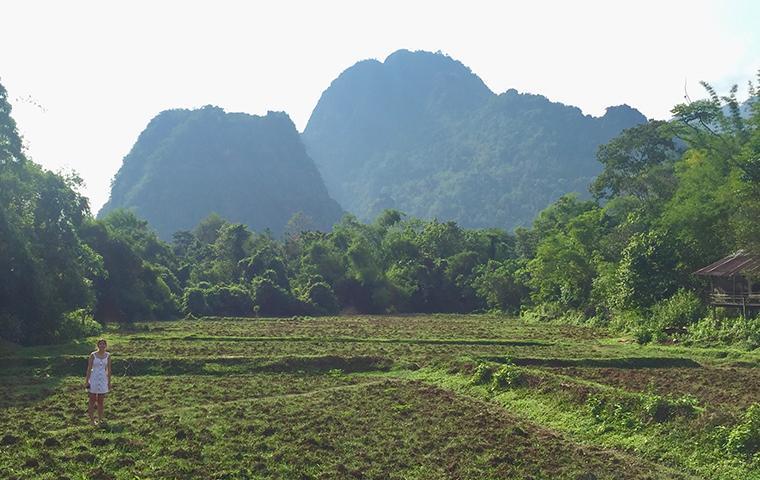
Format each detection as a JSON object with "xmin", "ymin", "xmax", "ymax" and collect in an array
[{"xmin": 2, "ymin": 0, "xmax": 758, "ymax": 212}]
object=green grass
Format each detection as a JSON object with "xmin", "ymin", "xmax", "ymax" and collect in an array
[
  {"xmin": 390, "ymin": 367, "xmax": 757, "ymax": 480},
  {"xmin": 1, "ymin": 315, "xmax": 758, "ymax": 479}
]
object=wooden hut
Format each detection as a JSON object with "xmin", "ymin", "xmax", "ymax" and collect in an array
[{"xmin": 694, "ymin": 250, "xmax": 760, "ymax": 317}]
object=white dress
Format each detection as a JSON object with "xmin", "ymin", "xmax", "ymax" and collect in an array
[{"xmin": 89, "ymin": 352, "xmax": 110, "ymax": 394}]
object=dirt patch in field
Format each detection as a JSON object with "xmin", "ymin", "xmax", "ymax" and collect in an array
[{"xmin": 542, "ymin": 366, "xmax": 760, "ymax": 412}]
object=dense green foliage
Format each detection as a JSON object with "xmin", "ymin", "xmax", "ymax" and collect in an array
[
  {"xmin": 303, "ymin": 49, "xmax": 646, "ymax": 230},
  {"xmin": 2, "ymin": 75, "xmax": 758, "ymax": 348},
  {"xmin": 100, "ymin": 107, "xmax": 343, "ymax": 239},
  {"xmin": 0, "ymin": 81, "xmax": 177, "ymax": 344},
  {"xmin": 167, "ymin": 77, "xmax": 758, "ymax": 345},
  {"xmin": 1, "ymin": 83, "xmax": 95, "ymax": 344},
  {"xmin": 164, "ymin": 212, "xmax": 516, "ymax": 317}
]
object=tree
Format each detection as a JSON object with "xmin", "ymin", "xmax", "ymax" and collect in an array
[
  {"xmin": 590, "ymin": 120, "xmax": 680, "ymax": 203},
  {"xmin": 472, "ymin": 259, "xmax": 529, "ymax": 313},
  {"xmin": 303, "ymin": 281, "xmax": 339, "ymax": 315},
  {"xmin": 83, "ymin": 213, "xmax": 178, "ymax": 324},
  {"xmin": 527, "ymin": 232, "xmax": 595, "ymax": 310},
  {"xmin": 240, "ymin": 245, "xmax": 289, "ymax": 288},
  {"xmin": 733, "ymin": 86, "xmax": 760, "ymax": 254},
  {"xmin": 0, "ymin": 81, "xmax": 23, "ymax": 167},
  {"xmin": 251, "ymin": 275, "xmax": 302, "ymax": 316},
  {"xmin": 0, "ymin": 82, "xmax": 98, "ymax": 343},
  {"xmin": 614, "ymin": 230, "xmax": 684, "ymax": 311},
  {"xmin": 284, "ymin": 211, "xmax": 316, "ymax": 240}
]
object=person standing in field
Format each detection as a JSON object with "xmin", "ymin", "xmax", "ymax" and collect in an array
[{"xmin": 84, "ymin": 339, "xmax": 111, "ymax": 425}]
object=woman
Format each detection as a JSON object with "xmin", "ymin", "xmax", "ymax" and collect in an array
[{"xmin": 84, "ymin": 339, "xmax": 111, "ymax": 425}]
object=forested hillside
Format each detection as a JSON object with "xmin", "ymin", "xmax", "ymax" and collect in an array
[
  {"xmin": 302, "ymin": 49, "xmax": 647, "ymax": 229},
  {"xmin": 100, "ymin": 107, "xmax": 343, "ymax": 239}
]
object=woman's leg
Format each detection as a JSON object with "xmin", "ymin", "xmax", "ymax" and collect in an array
[
  {"xmin": 88, "ymin": 393, "xmax": 97, "ymax": 424},
  {"xmin": 96, "ymin": 394, "xmax": 105, "ymax": 422}
]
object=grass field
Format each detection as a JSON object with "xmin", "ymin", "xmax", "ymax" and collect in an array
[{"xmin": 1, "ymin": 314, "xmax": 758, "ymax": 479}]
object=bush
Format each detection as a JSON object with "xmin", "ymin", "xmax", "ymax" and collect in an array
[
  {"xmin": 614, "ymin": 230, "xmax": 682, "ymax": 310},
  {"xmin": 726, "ymin": 403, "xmax": 760, "ymax": 458},
  {"xmin": 520, "ymin": 303, "xmax": 565, "ymax": 322},
  {"xmin": 56, "ymin": 310, "xmax": 103, "ymax": 342},
  {"xmin": 208, "ymin": 285, "xmax": 254, "ymax": 317},
  {"xmin": 650, "ymin": 289, "xmax": 705, "ymax": 331},
  {"xmin": 688, "ymin": 315, "xmax": 760, "ymax": 349},
  {"xmin": 251, "ymin": 276, "xmax": 306, "ymax": 316},
  {"xmin": 0, "ymin": 313, "xmax": 23, "ymax": 344},
  {"xmin": 608, "ymin": 290, "xmax": 706, "ymax": 345},
  {"xmin": 182, "ymin": 284, "xmax": 254, "ymax": 317},
  {"xmin": 642, "ymin": 392, "xmax": 699, "ymax": 423},
  {"xmin": 587, "ymin": 395, "xmax": 639, "ymax": 431},
  {"xmin": 471, "ymin": 259, "xmax": 529, "ymax": 313},
  {"xmin": 469, "ymin": 361, "xmax": 524, "ymax": 391},
  {"xmin": 608, "ymin": 309, "xmax": 660, "ymax": 344},
  {"xmin": 587, "ymin": 390, "xmax": 698, "ymax": 432},
  {"xmin": 470, "ymin": 363, "xmax": 494, "ymax": 385},
  {"xmin": 491, "ymin": 363, "xmax": 525, "ymax": 391},
  {"xmin": 304, "ymin": 281, "xmax": 339, "ymax": 315},
  {"xmin": 182, "ymin": 288, "xmax": 209, "ymax": 316}
]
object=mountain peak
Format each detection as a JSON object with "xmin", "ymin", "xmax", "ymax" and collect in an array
[
  {"xmin": 601, "ymin": 104, "xmax": 648, "ymax": 128},
  {"xmin": 303, "ymin": 51, "xmax": 646, "ymax": 230},
  {"xmin": 101, "ymin": 107, "xmax": 342, "ymax": 239}
]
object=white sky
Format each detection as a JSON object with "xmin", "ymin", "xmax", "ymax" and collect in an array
[{"xmin": 2, "ymin": 0, "xmax": 758, "ymax": 212}]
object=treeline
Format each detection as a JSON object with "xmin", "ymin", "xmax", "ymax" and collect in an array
[
  {"xmin": 0, "ymin": 83, "xmax": 176, "ymax": 344},
  {"xmin": 1, "ymin": 79, "xmax": 758, "ymax": 346}
]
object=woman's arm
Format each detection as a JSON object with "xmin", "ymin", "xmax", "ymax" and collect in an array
[
  {"xmin": 107, "ymin": 354, "xmax": 112, "ymax": 389},
  {"xmin": 84, "ymin": 353, "xmax": 93, "ymax": 386}
]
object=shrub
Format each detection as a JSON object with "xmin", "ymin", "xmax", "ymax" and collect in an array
[
  {"xmin": 182, "ymin": 284, "xmax": 254, "ymax": 317},
  {"xmin": 642, "ymin": 393, "xmax": 671, "ymax": 422},
  {"xmin": 614, "ymin": 230, "xmax": 682, "ymax": 310},
  {"xmin": 642, "ymin": 392, "xmax": 699, "ymax": 423},
  {"xmin": 0, "ymin": 313, "xmax": 23, "ymax": 344},
  {"xmin": 633, "ymin": 328, "xmax": 654, "ymax": 345},
  {"xmin": 470, "ymin": 363, "xmax": 494, "ymax": 385},
  {"xmin": 520, "ymin": 303, "xmax": 565, "ymax": 322},
  {"xmin": 491, "ymin": 364, "xmax": 524, "ymax": 391},
  {"xmin": 650, "ymin": 289, "xmax": 705, "ymax": 331},
  {"xmin": 688, "ymin": 315, "xmax": 760, "ymax": 350},
  {"xmin": 607, "ymin": 309, "xmax": 661, "ymax": 344},
  {"xmin": 586, "ymin": 395, "xmax": 639, "ymax": 431},
  {"xmin": 182, "ymin": 288, "xmax": 209, "ymax": 316},
  {"xmin": 726, "ymin": 403, "xmax": 760, "ymax": 458},
  {"xmin": 588, "ymin": 390, "xmax": 698, "ymax": 431},
  {"xmin": 55, "ymin": 310, "xmax": 103, "ymax": 341},
  {"xmin": 304, "ymin": 281, "xmax": 339, "ymax": 315},
  {"xmin": 471, "ymin": 259, "xmax": 529, "ymax": 313},
  {"xmin": 251, "ymin": 276, "xmax": 306, "ymax": 316},
  {"xmin": 208, "ymin": 285, "xmax": 254, "ymax": 317}
]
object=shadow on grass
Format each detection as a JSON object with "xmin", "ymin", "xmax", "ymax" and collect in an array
[
  {"xmin": 1, "ymin": 354, "xmax": 394, "ymax": 378},
  {"xmin": 149, "ymin": 334, "xmax": 552, "ymax": 347},
  {"xmin": 481, "ymin": 356, "xmax": 702, "ymax": 369},
  {"xmin": 0, "ymin": 375, "xmax": 67, "ymax": 409}
]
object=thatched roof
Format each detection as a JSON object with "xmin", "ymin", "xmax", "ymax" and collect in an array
[{"xmin": 694, "ymin": 250, "xmax": 760, "ymax": 277}]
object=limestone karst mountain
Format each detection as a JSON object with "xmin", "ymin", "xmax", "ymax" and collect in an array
[
  {"xmin": 101, "ymin": 106, "xmax": 343, "ymax": 238},
  {"xmin": 302, "ymin": 49, "xmax": 647, "ymax": 229}
]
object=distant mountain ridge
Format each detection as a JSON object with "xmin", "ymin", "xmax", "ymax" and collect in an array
[
  {"xmin": 302, "ymin": 49, "xmax": 647, "ymax": 229},
  {"xmin": 100, "ymin": 106, "xmax": 343, "ymax": 239}
]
